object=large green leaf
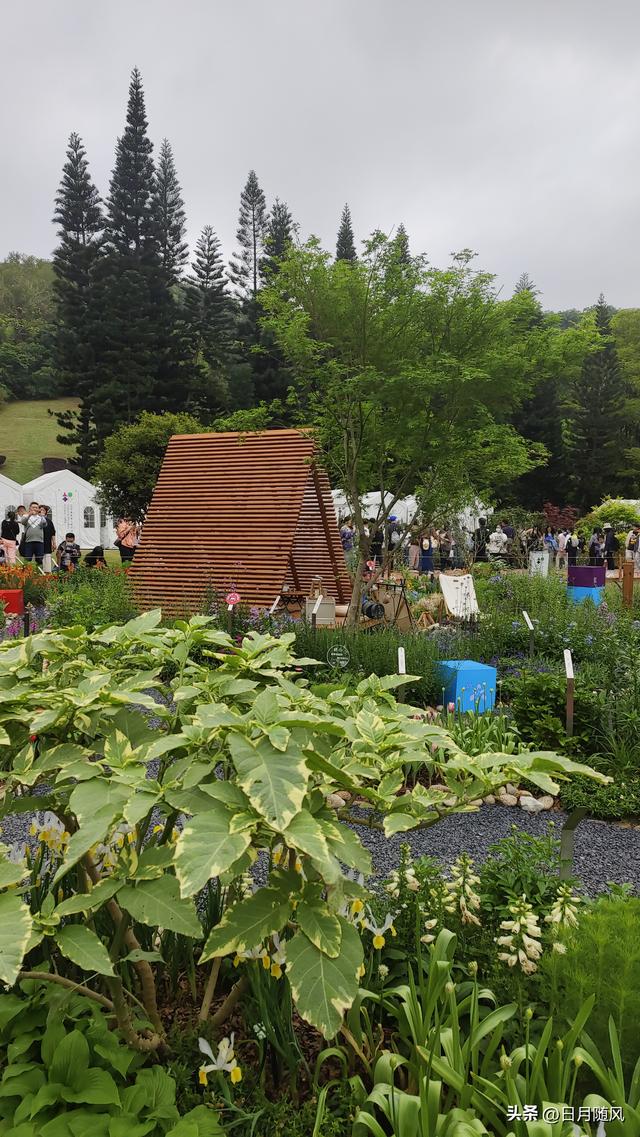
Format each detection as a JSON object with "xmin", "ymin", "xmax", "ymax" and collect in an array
[
  {"xmin": 69, "ymin": 779, "xmax": 130, "ymax": 824},
  {"xmin": 286, "ymin": 918, "xmax": 363, "ymax": 1038},
  {"xmin": 200, "ymin": 887, "xmax": 291, "ymax": 963},
  {"xmin": 296, "ymin": 899, "xmax": 342, "ymax": 958},
  {"xmin": 49, "ymin": 1030, "xmax": 89, "ymax": 1088},
  {"xmin": 322, "ymin": 818, "xmax": 372, "ymax": 876},
  {"xmin": 229, "ymin": 733, "xmax": 308, "ymax": 830},
  {"xmin": 54, "ymin": 878, "xmax": 121, "ymax": 917},
  {"xmin": 117, "ymin": 876, "xmax": 202, "ymax": 938},
  {"xmin": 282, "ymin": 810, "xmax": 341, "ymax": 883},
  {"xmin": 174, "ymin": 805, "xmax": 252, "ymax": 898},
  {"xmin": 55, "ymin": 926, "xmax": 115, "ymax": 977},
  {"xmin": 53, "ymin": 807, "xmax": 119, "ymax": 883},
  {"xmin": 167, "ymin": 1105, "xmax": 225, "ymax": 1135},
  {"xmin": 0, "ymin": 891, "xmax": 33, "ymax": 985}
]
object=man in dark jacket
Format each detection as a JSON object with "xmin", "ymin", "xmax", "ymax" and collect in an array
[
  {"xmin": 473, "ymin": 518, "xmax": 488, "ymax": 562},
  {"xmin": 603, "ymin": 523, "xmax": 619, "ymax": 572}
]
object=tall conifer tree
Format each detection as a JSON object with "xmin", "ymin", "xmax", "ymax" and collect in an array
[
  {"xmin": 567, "ymin": 294, "xmax": 628, "ymax": 509},
  {"xmin": 261, "ymin": 198, "xmax": 295, "ymax": 280},
  {"xmin": 153, "ymin": 138, "xmax": 188, "ymax": 285},
  {"xmin": 394, "ymin": 222, "xmax": 410, "ymax": 264},
  {"xmin": 184, "ymin": 225, "xmax": 231, "ymax": 414},
  {"xmin": 229, "ymin": 170, "xmax": 267, "ymax": 302},
  {"xmin": 336, "ymin": 204, "xmax": 356, "ymax": 261},
  {"xmin": 52, "ymin": 133, "xmax": 103, "ymax": 474}
]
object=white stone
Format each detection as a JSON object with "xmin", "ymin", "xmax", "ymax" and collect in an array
[
  {"xmin": 470, "ymin": 798, "xmax": 483, "ymax": 807},
  {"xmin": 483, "ymin": 794, "xmax": 496, "ymax": 804},
  {"xmin": 500, "ymin": 793, "xmax": 518, "ymax": 806},
  {"xmin": 326, "ymin": 794, "xmax": 345, "ymax": 810},
  {"xmin": 505, "ymin": 783, "xmax": 518, "ymax": 796},
  {"xmin": 519, "ymin": 796, "xmax": 546, "ymax": 813},
  {"xmin": 538, "ymin": 795, "xmax": 555, "ymax": 810}
]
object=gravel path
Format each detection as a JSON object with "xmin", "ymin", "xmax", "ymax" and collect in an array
[
  {"xmin": 3, "ymin": 795, "xmax": 638, "ymax": 898},
  {"xmin": 351, "ymin": 804, "xmax": 640, "ymax": 896}
]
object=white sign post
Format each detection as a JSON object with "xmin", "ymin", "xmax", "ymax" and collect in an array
[
  {"xmin": 311, "ymin": 593, "xmax": 323, "ymax": 634},
  {"xmin": 522, "ymin": 610, "xmax": 534, "ymax": 660},
  {"xmin": 397, "ymin": 645, "xmax": 406, "ymax": 703},
  {"xmin": 564, "ymin": 649, "xmax": 574, "ymax": 737}
]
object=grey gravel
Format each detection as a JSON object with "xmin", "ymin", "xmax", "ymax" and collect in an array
[{"xmin": 350, "ymin": 804, "xmax": 640, "ymax": 896}]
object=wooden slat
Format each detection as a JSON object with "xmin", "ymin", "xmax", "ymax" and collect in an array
[{"xmin": 130, "ymin": 428, "xmax": 351, "ymax": 615}]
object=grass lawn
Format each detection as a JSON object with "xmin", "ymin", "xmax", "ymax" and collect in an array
[{"xmin": 0, "ymin": 398, "xmax": 79, "ymax": 484}]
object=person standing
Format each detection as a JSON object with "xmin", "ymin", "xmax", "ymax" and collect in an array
[
  {"xmin": 19, "ymin": 502, "xmax": 46, "ymax": 567},
  {"xmin": 488, "ymin": 523, "xmax": 508, "ymax": 561},
  {"xmin": 408, "ymin": 528, "xmax": 420, "ymax": 571},
  {"xmin": 567, "ymin": 528, "xmax": 580, "ymax": 567},
  {"xmin": 115, "ymin": 518, "xmax": 139, "ymax": 564},
  {"xmin": 588, "ymin": 530, "xmax": 605, "ymax": 567},
  {"xmin": 556, "ymin": 529, "xmax": 568, "ymax": 571},
  {"xmin": 602, "ymin": 523, "xmax": 619, "ymax": 572},
  {"xmin": 473, "ymin": 518, "xmax": 488, "ymax": 562},
  {"xmin": 339, "ymin": 517, "xmax": 354, "ymax": 554},
  {"xmin": 0, "ymin": 511, "xmax": 19, "ymax": 565},
  {"xmin": 39, "ymin": 505, "xmax": 56, "ymax": 573},
  {"xmin": 626, "ymin": 525, "xmax": 640, "ymax": 562},
  {"xmin": 419, "ymin": 530, "xmax": 434, "ymax": 574}
]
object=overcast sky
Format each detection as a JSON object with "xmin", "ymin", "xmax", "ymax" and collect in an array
[{"xmin": 2, "ymin": 0, "xmax": 640, "ymax": 310}]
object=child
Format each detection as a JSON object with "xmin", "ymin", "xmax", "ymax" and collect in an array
[{"xmin": 56, "ymin": 532, "xmax": 81, "ymax": 572}]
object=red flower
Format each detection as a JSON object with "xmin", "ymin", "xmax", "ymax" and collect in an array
[{"xmin": 29, "ymin": 734, "xmax": 37, "ymax": 743}]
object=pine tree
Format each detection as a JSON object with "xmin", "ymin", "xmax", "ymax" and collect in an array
[
  {"xmin": 567, "ymin": 294, "xmax": 628, "ymax": 509},
  {"xmin": 261, "ymin": 198, "xmax": 295, "ymax": 280},
  {"xmin": 184, "ymin": 225, "xmax": 231, "ymax": 414},
  {"xmin": 228, "ymin": 170, "xmax": 267, "ymax": 302},
  {"xmin": 395, "ymin": 222, "xmax": 410, "ymax": 264},
  {"xmin": 51, "ymin": 132, "xmax": 103, "ymax": 474},
  {"xmin": 153, "ymin": 138, "xmax": 188, "ymax": 285},
  {"xmin": 514, "ymin": 271, "xmax": 539, "ymax": 296},
  {"xmin": 336, "ymin": 204, "xmax": 356, "ymax": 262},
  {"xmin": 105, "ymin": 67, "xmax": 157, "ymax": 259},
  {"xmin": 89, "ymin": 68, "xmax": 191, "ymax": 436}
]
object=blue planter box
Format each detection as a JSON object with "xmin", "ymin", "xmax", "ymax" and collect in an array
[
  {"xmin": 567, "ymin": 585, "xmax": 604, "ymax": 606},
  {"xmin": 437, "ymin": 659, "xmax": 497, "ymax": 714}
]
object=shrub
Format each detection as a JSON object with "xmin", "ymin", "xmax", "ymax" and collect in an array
[
  {"xmin": 579, "ymin": 497, "xmax": 640, "ymax": 539},
  {"xmin": 540, "ymin": 895, "xmax": 640, "ymax": 1077},
  {"xmin": 559, "ymin": 772, "xmax": 640, "ymax": 819},
  {"xmin": 46, "ymin": 566, "xmax": 137, "ymax": 630},
  {"xmin": 0, "ymin": 564, "xmax": 50, "ymax": 607},
  {"xmin": 504, "ymin": 670, "xmax": 604, "ymax": 755}
]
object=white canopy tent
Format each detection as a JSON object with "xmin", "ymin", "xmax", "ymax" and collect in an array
[
  {"xmin": 331, "ymin": 489, "xmax": 491, "ymax": 534},
  {"xmin": 21, "ymin": 470, "xmax": 115, "ymax": 550},
  {"xmin": 0, "ymin": 472, "xmax": 25, "ymax": 520}
]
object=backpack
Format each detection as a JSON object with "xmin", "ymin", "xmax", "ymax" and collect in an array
[{"xmin": 570, "ymin": 535, "xmax": 579, "ymax": 548}]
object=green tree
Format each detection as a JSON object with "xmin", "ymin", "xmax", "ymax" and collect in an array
[
  {"xmin": 566, "ymin": 295, "xmax": 630, "ymax": 510},
  {"xmin": 261, "ymin": 198, "xmax": 295, "ymax": 280},
  {"xmin": 336, "ymin": 203, "xmax": 356, "ymax": 262},
  {"xmin": 152, "ymin": 138, "xmax": 188, "ymax": 285},
  {"xmin": 0, "ymin": 255, "xmax": 56, "ymax": 399},
  {"xmin": 94, "ymin": 410, "xmax": 206, "ymax": 520},
  {"xmin": 394, "ymin": 222, "xmax": 410, "ymax": 264},
  {"xmin": 184, "ymin": 225, "xmax": 231, "ymax": 415},
  {"xmin": 262, "ymin": 237, "xmax": 570, "ymax": 619},
  {"xmin": 513, "ymin": 271, "xmax": 538, "ymax": 295},
  {"xmin": 51, "ymin": 133, "xmax": 104, "ymax": 473},
  {"xmin": 228, "ymin": 169, "xmax": 267, "ymax": 302}
]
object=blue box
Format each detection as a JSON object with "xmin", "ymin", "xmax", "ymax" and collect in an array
[
  {"xmin": 567, "ymin": 585, "xmax": 604, "ymax": 607},
  {"xmin": 437, "ymin": 660, "xmax": 497, "ymax": 714}
]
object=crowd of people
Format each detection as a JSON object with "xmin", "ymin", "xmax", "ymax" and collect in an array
[
  {"xmin": 339, "ymin": 514, "xmax": 637, "ymax": 574},
  {"xmin": 0, "ymin": 502, "xmax": 88, "ymax": 571},
  {"xmin": 0, "ymin": 500, "xmax": 142, "ymax": 572}
]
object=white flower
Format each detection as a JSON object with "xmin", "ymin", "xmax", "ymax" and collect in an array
[
  {"xmin": 269, "ymin": 933, "xmax": 287, "ymax": 979},
  {"xmin": 498, "ymin": 896, "xmax": 543, "ymax": 974},
  {"xmin": 420, "ymin": 917, "xmax": 438, "ymax": 945},
  {"xmin": 363, "ymin": 909, "xmax": 397, "ymax": 949},
  {"xmin": 545, "ymin": 885, "xmax": 580, "ymax": 929},
  {"xmin": 378, "ymin": 963, "xmax": 389, "ymax": 980},
  {"xmin": 198, "ymin": 1035, "xmax": 242, "ymax": 1085}
]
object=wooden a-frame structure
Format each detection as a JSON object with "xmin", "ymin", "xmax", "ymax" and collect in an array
[{"xmin": 131, "ymin": 429, "xmax": 351, "ymax": 615}]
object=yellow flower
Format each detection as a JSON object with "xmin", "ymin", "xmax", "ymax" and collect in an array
[
  {"xmin": 372, "ymin": 934, "xmax": 385, "ymax": 950},
  {"xmin": 262, "ymin": 953, "xmax": 271, "ymax": 970},
  {"xmin": 270, "ymin": 963, "xmax": 283, "ymax": 979},
  {"xmin": 198, "ymin": 1068, "xmax": 208, "ymax": 1086},
  {"xmin": 351, "ymin": 899, "xmax": 364, "ymax": 916},
  {"xmin": 230, "ymin": 1066, "xmax": 242, "ymax": 1084}
]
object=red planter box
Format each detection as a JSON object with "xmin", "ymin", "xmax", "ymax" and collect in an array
[{"xmin": 0, "ymin": 589, "xmax": 24, "ymax": 616}]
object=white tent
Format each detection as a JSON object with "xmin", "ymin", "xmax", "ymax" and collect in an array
[
  {"xmin": 331, "ymin": 489, "xmax": 491, "ymax": 532},
  {"xmin": 0, "ymin": 472, "xmax": 25, "ymax": 520},
  {"xmin": 21, "ymin": 470, "xmax": 115, "ymax": 550}
]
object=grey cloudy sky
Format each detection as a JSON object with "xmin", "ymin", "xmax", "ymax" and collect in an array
[{"xmin": 2, "ymin": 0, "xmax": 640, "ymax": 310}]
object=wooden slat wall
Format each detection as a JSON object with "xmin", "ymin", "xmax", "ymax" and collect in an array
[{"xmin": 130, "ymin": 429, "xmax": 351, "ymax": 615}]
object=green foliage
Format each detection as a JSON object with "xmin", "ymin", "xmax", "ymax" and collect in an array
[
  {"xmin": 559, "ymin": 771, "xmax": 640, "ymax": 819},
  {"xmin": 0, "ymin": 254, "xmax": 56, "ymax": 401},
  {"xmin": 540, "ymin": 896, "xmax": 640, "ymax": 1077},
  {"xmin": 0, "ymin": 615, "xmax": 603, "ymax": 1048},
  {"xmin": 579, "ymin": 496, "xmax": 640, "ymax": 536},
  {"xmin": 93, "ymin": 410, "xmax": 206, "ymax": 520},
  {"xmin": 46, "ymin": 567, "xmax": 137, "ymax": 631},
  {"xmin": 504, "ymin": 670, "xmax": 604, "ymax": 754},
  {"xmin": 0, "ymin": 980, "xmax": 222, "ymax": 1133}
]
